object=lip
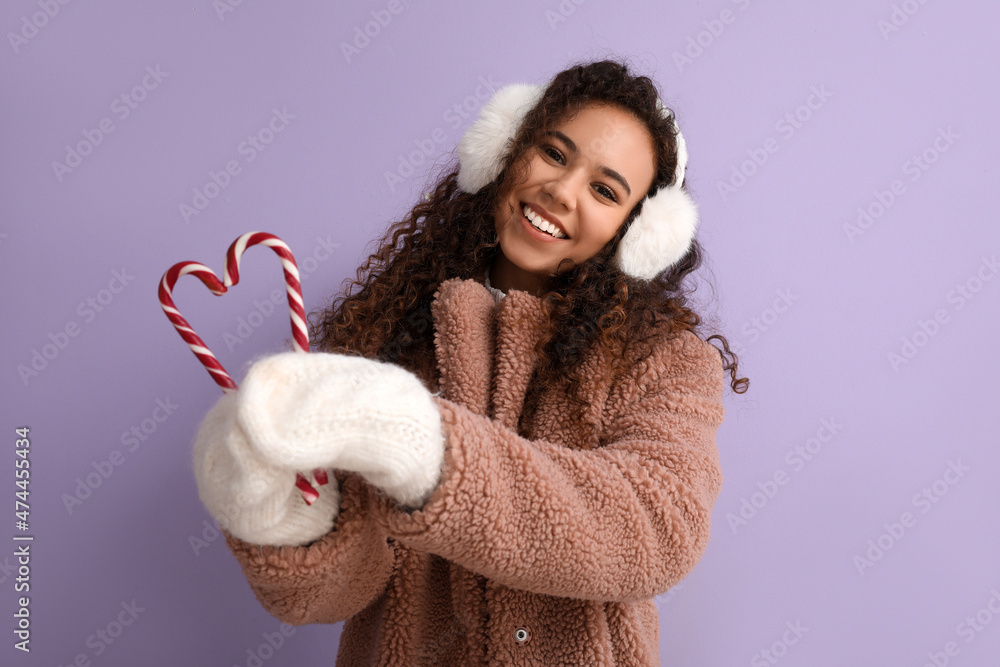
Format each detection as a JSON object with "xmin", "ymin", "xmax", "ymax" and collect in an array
[
  {"xmin": 518, "ymin": 209, "xmax": 563, "ymax": 243},
  {"xmin": 521, "ymin": 202, "xmax": 570, "ymax": 240}
]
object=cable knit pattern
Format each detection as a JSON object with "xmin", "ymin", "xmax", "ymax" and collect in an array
[
  {"xmin": 482, "ymin": 261, "xmax": 506, "ymax": 303},
  {"xmin": 218, "ymin": 277, "xmax": 726, "ymax": 666},
  {"xmin": 236, "ymin": 351, "xmax": 446, "ymax": 510},
  {"xmin": 191, "ymin": 392, "xmax": 341, "ymax": 546}
]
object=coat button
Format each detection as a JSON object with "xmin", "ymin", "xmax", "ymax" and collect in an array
[{"xmin": 513, "ymin": 626, "xmax": 530, "ymax": 644}]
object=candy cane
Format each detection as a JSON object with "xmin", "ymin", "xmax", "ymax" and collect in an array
[
  {"xmin": 159, "ymin": 232, "xmax": 328, "ymax": 504},
  {"xmin": 159, "ymin": 261, "xmax": 237, "ymax": 391},
  {"xmin": 224, "ymin": 232, "xmax": 310, "ymax": 354}
]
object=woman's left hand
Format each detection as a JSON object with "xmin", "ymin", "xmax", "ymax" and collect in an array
[{"xmin": 235, "ymin": 351, "xmax": 446, "ymax": 510}]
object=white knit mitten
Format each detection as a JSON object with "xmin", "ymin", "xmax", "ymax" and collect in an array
[
  {"xmin": 236, "ymin": 351, "xmax": 446, "ymax": 510},
  {"xmin": 192, "ymin": 392, "xmax": 341, "ymax": 547}
]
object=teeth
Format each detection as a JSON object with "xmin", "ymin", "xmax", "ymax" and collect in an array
[{"xmin": 522, "ymin": 205, "xmax": 566, "ymax": 239}]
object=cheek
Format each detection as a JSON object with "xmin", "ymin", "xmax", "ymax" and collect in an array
[
  {"xmin": 493, "ymin": 200, "xmax": 516, "ymax": 235},
  {"xmin": 595, "ymin": 211, "xmax": 629, "ymax": 247}
]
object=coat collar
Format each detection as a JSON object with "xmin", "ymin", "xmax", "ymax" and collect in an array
[{"xmin": 430, "ymin": 277, "xmax": 552, "ymax": 430}]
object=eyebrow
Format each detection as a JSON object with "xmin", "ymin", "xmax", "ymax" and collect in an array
[{"xmin": 544, "ymin": 130, "xmax": 632, "ymax": 197}]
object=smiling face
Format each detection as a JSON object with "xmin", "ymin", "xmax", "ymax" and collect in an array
[{"xmin": 490, "ymin": 101, "xmax": 658, "ymax": 296}]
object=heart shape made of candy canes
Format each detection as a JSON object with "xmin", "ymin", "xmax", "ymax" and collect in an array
[{"xmin": 159, "ymin": 231, "xmax": 328, "ymax": 504}]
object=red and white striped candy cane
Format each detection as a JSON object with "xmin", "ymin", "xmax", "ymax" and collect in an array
[
  {"xmin": 159, "ymin": 261, "xmax": 237, "ymax": 391},
  {"xmin": 224, "ymin": 232, "xmax": 310, "ymax": 354},
  {"xmin": 159, "ymin": 232, "xmax": 328, "ymax": 504}
]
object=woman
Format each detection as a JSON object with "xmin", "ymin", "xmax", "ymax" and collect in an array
[{"xmin": 193, "ymin": 58, "xmax": 748, "ymax": 665}]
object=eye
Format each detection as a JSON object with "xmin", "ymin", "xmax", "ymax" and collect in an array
[
  {"xmin": 541, "ymin": 145, "xmax": 564, "ymax": 163},
  {"xmin": 594, "ymin": 183, "xmax": 618, "ymax": 202}
]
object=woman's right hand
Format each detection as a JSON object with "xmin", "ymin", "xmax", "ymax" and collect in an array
[{"xmin": 192, "ymin": 392, "xmax": 341, "ymax": 547}]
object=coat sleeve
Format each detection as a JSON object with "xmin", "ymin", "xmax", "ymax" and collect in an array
[
  {"xmin": 371, "ymin": 329, "xmax": 726, "ymax": 603},
  {"xmin": 221, "ymin": 469, "xmax": 396, "ymax": 625}
]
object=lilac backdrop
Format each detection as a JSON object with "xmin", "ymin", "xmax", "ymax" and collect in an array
[{"xmin": 2, "ymin": 1, "xmax": 998, "ymax": 665}]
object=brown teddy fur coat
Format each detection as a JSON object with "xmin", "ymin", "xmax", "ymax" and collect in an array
[{"xmin": 222, "ymin": 276, "xmax": 726, "ymax": 665}]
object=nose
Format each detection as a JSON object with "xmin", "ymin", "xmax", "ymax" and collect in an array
[{"xmin": 541, "ymin": 169, "xmax": 581, "ymax": 211}]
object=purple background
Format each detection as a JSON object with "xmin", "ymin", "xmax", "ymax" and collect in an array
[{"xmin": 3, "ymin": 1, "xmax": 999, "ymax": 665}]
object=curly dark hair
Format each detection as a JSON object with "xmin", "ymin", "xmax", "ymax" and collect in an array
[{"xmin": 308, "ymin": 57, "xmax": 748, "ymax": 431}]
